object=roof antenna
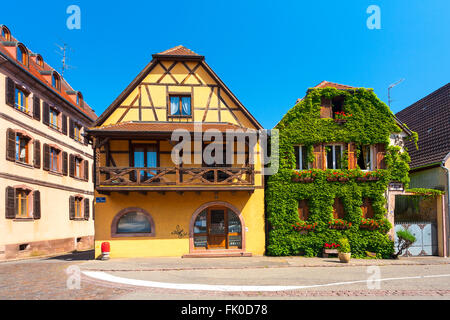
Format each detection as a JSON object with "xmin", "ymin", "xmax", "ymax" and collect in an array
[
  {"xmin": 388, "ymin": 78, "xmax": 405, "ymax": 108},
  {"xmin": 55, "ymin": 42, "xmax": 76, "ymax": 78}
]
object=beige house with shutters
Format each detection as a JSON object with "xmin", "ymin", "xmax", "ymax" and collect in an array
[{"xmin": 0, "ymin": 25, "xmax": 97, "ymax": 260}]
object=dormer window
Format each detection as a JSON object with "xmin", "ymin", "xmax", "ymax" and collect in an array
[
  {"xmin": 16, "ymin": 44, "xmax": 28, "ymax": 66},
  {"xmin": 36, "ymin": 55, "xmax": 44, "ymax": 68},
  {"xmin": 52, "ymin": 72, "xmax": 61, "ymax": 91},
  {"xmin": 169, "ymin": 95, "xmax": 191, "ymax": 117},
  {"xmin": 77, "ymin": 92, "xmax": 83, "ymax": 107},
  {"xmin": 1, "ymin": 26, "xmax": 11, "ymax": 41}
]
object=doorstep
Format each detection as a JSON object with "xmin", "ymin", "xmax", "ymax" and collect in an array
[{"xmin": 182, "ymin": 251, "xmax": 252, "ymax": 258}]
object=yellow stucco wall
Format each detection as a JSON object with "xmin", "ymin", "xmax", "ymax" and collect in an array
[{"xmin": 94, "ymin": 189, "xmax": 265, "ymax": 258}]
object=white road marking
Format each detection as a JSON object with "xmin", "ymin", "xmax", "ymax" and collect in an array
[{"xmin": 82, "ymin": 271, "xmax": 450, "ymax": 292}]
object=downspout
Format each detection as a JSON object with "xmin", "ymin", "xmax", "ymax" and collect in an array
[{"xmin": 440, "ymin": 154, "xmax": 450, "ymax": 258}]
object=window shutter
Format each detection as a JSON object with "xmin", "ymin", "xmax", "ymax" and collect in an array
[
  {"xmin": 42, "ymin": 102, "xmax": 50, "ymax": 125},
  {"xmin": 5, "ymin": 77, "xmax": 15, "ymax": 107},
  {"xmin": 375, "ymin": 143, "xmax": 386, "ymax": 169},
  {"xmin": 6, "ymin": 128, "xmax": 16, "ymax": 161},
  {"xmin": 347, "ymin": 143, "xmax": 357, "ymax": 170},
  {"xmin": 294, "ymin": 146, "xmax": 300, "ymax": 170},
  {"xmin": 43, "ymin": 143, "xmax": 50, "ymax": 171},
  {"xmin": 320, "ymin": 97, "xmax": 333, "ymax": 119},
  {"xmin": 313, "ymin": 144, "xmax": 324, "ymax": 169},
  {"xmin": 61, "ymin": 114, "xmax": 68, "ymax": 135},
  {"xmin": 62, "ymin": 152, "xmax": 68, "ymax": 176},
  {"xmin": 33, "ymin": 96, "xmax": 41, "ymax": 120},
  {"xmin": 69, "ymin": 196, "xmax": 75, "ymax": 220},
  {"xmin": 84, "ymin": 198, "xmax": 90, "ymax": 221},
  {"xmin": 83, "ymin": 127, "xmax": 89, "ymax": 146},
  {"xmin": 69, "ymin": 118, "xmax": 74, "ymax": 139},
  {"xmin": 333, "ymin": 198, "xmax": 345, "ymax": 219},
  {"xmin": 92, "ymin": 199, "xmax": 95, "ymax": 221},
  {"xmin": 33, "ymin": 190, "xmax": 41, "ymax": 219},
  {"xmin": 84, "ymin": 160, "xmax": 89, "ymax": 181},
  {"xmin": 33, "ymin": 140, "xmax": 41, "ymax": 168},
  {"xmin": 5, "ymin": 186, "xmax": 16, "ymax": 219},
  {"xmin": 298, "ymin": 200, "xmax": 309, "ymax": 221},
  {"xmin": 69, "ymin": 154, "xmax": 75, "ymax": 177}
]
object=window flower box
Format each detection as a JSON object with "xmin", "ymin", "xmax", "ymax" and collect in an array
[
  {"xmin": 334, "ymin": 119, "xmax": 347, "ymax": 124},
  {"xmin": 323, "ymin": 243, "xmax": 340, "ymax": 257},
  {"xmin": 292, "ymin": 170, "xmax": 317, "ymax": 183},
  {"xmin": 292, "ymin": 177, "xmax": 315, "ymax": 183},
  {"xmin": 292, "ymin": 222, "xmax": 317, "ymax": 233},
  {"xmin": 328, "ymin": 220, "xmax": 352, "ymax": 230}
]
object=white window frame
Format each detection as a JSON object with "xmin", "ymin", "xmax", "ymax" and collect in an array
[
  {"xmin": 325, "ymin": 144, "xmax": 344, "ymax": 170},
  {"xmin": 359, "ymin": 145, "xmax": 375, "ymax": 171},
  {"xmin": 295, "ymin": 145, "xmax": 310, "ymax": 170}
]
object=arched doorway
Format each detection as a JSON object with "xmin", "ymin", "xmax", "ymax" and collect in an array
[{"xmin": 189, "ymin": 202, "xmax": 245, "ymax": 253}]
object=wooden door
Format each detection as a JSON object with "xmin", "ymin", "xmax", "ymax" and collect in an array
[{"xmin": 207, "ymin": 208, "xmax": 227, "ymax": 249}]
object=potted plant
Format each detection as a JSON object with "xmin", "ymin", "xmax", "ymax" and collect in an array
[
  {"xmin": 337, "ymin": 238, "xmax": 351, "ymax": 263},
  {"xmin": 393, "ymin": 229, "xmax": 416, "ymax": 259}
]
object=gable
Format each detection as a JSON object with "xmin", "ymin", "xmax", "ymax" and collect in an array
[{"xmin": 96, "ymin": 54, "xmax": 261, "ymax": 130}]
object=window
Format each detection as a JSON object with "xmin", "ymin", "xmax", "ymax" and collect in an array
[
  {"xmin": 16, "ymin": 44, "xmax": 28, "ymax": 66},
  {"xmin": 111, "ymin": 208, "xmax": 155, "ymax": 237},
  {"xmin": 36, "ymin": 55, "xmax": 44, "ymax": 68},
  {"xmin": 15, "ymin": 189, "xmax": 30, "ymax": 218},
  {"xmin": 77, "ymin": 92, "xmax": 83, "ymax": 106},
  {"xmin": 52, "ymin": 72, "xmax": 61, "ymax": 91},
  {"xmin": 298, "ymin": 200, "xmax": 309, "ymax": 221},
  {"xmin": 326, "ymin": 144, "xmax": 343, "ymax": 169},
  {"xmin": 333, "ymin": 198, "xmax": 345, "ymax": 219},
  {"xmin": 74, "ymin": 157, "xmax": 83, "ymax": 178},
  {"xmin": 15, "ymin": 134, "xmax": 31, "ymax": 164},
  {"xmin": 15, "ymin": 87, "xmax": 29, "ymax": 113},
  {"xmin": 1, "ymin": 26, "xmax": 11, "ymax": 41},
  {"xmin": 50, "ymin": 147, "xmax": 60, "ymax": 172},
  {"xmin": 332, "ymin": 96, "xmax": 344, "ymax": 118},
  {"xmin": 74, "ymin": 197, "xmax": 83, "ymax": 219},
  {"xmin": 294, "ymin": 146, "xmax": 309, "ymax": 170},
  {"xmin": 49, "ymin": 107, "xmax": 60, "ymax": 130},
  {"xmin": 74, "ymin": 124, "xmax": 82, "ymax": 142},
  {"xmin": 132, "ymin": 144, "xmax": 158, "ymax": 182},
  {"xmin": 361, "ymin": 198, "xmax": 374, "ymax": 219},
  {"xmin": 357, "ymin": 145, "xmax": 373, "ymax": 171},
  {"xmin": 169, "ymin": 95, "xmax": 191, "ymax": 117}
]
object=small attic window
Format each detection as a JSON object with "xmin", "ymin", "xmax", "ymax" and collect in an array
[
  {"xmin": 36, "ymin": 55, "xmax": 44, "ymax": 68},
  {"xmin": 1, "ymin": 26, "xmax": 11, "ymax": 41},
  {"xmin": 76, "ymin": 92, "xmax": 83, "ymax": 107},
  {"xmin": 16, "ymin": 44, "xmax": 29, "ymax": 66},
  {"xmin": 52, "ymin": 72, "xmax": 61, "ymax": 91}
]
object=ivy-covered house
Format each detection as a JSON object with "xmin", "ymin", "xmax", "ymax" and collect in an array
[{"xmin": 266, "ymin": 81, "xmax": 416, "ymax": 258}]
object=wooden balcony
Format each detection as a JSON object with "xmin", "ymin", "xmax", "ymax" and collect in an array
[{"xmin": 96, "ymin": 166, "xmax": 255, "ymax": 192}]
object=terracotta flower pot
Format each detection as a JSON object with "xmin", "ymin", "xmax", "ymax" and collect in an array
[{"xmin": 338, "ymin": 252, "xmax": 351, "ymax": 263}]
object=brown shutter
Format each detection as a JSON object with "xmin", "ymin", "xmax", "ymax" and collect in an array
[
  {"xmin": 69, "ymin": 154, "xmax": 75, "ymax": 177},
  {"xmin": 42, "ymin": 102, "xmax": 50, "ymax": 125},
  {"xmin": 375, "ymin": 143, "xmax": 386, "ymax": 169},
  {"xmin": 333, "ymin": 198, "xmax": 345, "ymax": 219},
  {"xmin": 5, "ymin": 186, "xmax": 16, "ymax": 219},
  {"xmin": 69, "ymin": 196, "xmax": 75, "ymax": 220},
  {"xmin": 313, "ymin": 144, "xmax": 324, "ymax": 169},
  {"xmin": 361, "ymin": 198, "xmax": 374, "ymax": 219},
  {"xmin": 83, "ymin": 127, "xmax": 89, "ymax": 146},
  {"xmin": 43, "ymin": 143, "xmax": 50, "ymax": 171},
  {"xmin": 298, "ymin": 200, "xmax": 309, "ymax": 221},
  {"xmin": 61, "ymin": 114, "xmax": 68, "ymax": 135},
  {"xmin": 33, "ymin": 96, "xmax": 41, "ymax": 120},
  {"xmin": 92, "ymin": 199, "xmax": 95, "ymax": 221},
  {"xmin": 84, "ymin": 160, "xmax": 89, "ymax": 181},
  {"xmin": 33, "ymin": 190, "xmax": 41, "ymax": 219},
  {"xmin": 347, "ymin": 143, "xmax": 357, "ymax": 170},
  {"xmin": 62, "ymin": 152, "xmax": 68, "ymax": 176},
  {"xmin": 84, "ymin": 198, "xmax": 90, "ymax": 221},
  {"xmin": 294, "ymin": 146, "xmax": 300, "ymax": 170},
  {"xmin": 320, "ymin": 97, "xmax": 333, "ymax": 118},
  {"xmin": 69, "ymin": 118, "xmax": 74, "ymax": 139},
  {"xmin": 6, "ymin": 128, "xmax": 16, "ymax": 161},
  {"xmin": 33, "ymin": 140, "xmax": 41, "ymax": 168},
  {"xmin": 5, "ymin": 77, "xmax": 15, "ymax": 107}
]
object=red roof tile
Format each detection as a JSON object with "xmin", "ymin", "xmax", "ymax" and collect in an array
[
  {"xmin": 157, "ymin": 45, "xmax": 200, "ymax": 56},
  {"xmin": 314, "ymin": 81, "xmax": 357, "ymax": 90}
]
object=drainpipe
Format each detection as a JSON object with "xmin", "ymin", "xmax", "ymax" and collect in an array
[{"xmin": 440, "ymin": 155, "xmax": 450, "ymax": 258}]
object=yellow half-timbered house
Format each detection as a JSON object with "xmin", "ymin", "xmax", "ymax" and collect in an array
[{"xmin": 88, "ymin": 46, "xmax": 266, "ymax": 258}]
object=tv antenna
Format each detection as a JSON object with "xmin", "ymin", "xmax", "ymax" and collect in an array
[
  {"xmin": 388, "ymin": 78, "xmax": 405, "ymax": 108},
  {"xmin": 55, "ymin": 42, "xmax": 76, "ymax": 78}
]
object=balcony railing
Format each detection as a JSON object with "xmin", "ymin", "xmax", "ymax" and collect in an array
[{"xmin": 97, "ymin": 167, "xmax": 254, "ymax": 187}]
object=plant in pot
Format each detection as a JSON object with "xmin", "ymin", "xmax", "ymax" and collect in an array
[
  {"xmin": 338, "ymin": 238, "xmax": 351, "ymax": 263},
  {"xmin": 393, "ymin": 229, "xmax": 416, "ymax": 259}
]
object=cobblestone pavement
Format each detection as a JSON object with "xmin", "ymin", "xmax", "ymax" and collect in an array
[{"xmin": 1, "ymin": 252, "xmax": 449, "ymax": 300}]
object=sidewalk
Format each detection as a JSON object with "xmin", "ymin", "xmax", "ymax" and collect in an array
[{"xmin": 79, "ymin": 255, "xmax": 449, "ymax": 272}]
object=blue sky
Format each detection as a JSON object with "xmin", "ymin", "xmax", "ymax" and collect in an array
[{"xmin": 1, "ymin": 0, "xmax": 449, "ymax": 128}]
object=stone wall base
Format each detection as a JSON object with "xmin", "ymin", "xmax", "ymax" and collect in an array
[{"xmin": 1, "ymin": 236, "xmax": 94, "ymax": 260}]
